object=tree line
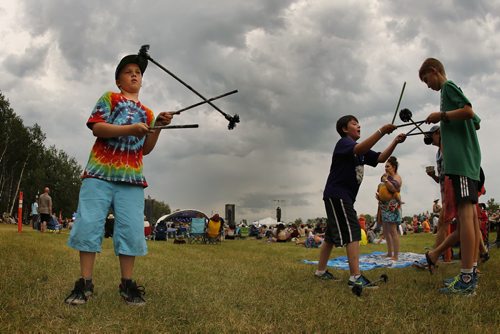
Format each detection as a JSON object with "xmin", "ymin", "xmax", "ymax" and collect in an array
[
  {"xmin": 0, "ymin": 91, "xmax": 171, "ymax": 223},
  {"xmin": 0, "ymin": 91, "xmax": 82, "ymax": 221}
]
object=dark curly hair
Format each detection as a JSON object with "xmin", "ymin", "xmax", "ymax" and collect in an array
[{"xmin": 387, "ymin": 156, "xmax": 399, "ymax": 172}]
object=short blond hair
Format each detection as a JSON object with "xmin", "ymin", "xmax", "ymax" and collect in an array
[{"xmin": 419, "ymin": 58, "xmax": 446, "ymax": 81}]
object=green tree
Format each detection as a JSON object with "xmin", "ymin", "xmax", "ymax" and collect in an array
[
  {"xmin": 363, "ymin": 213, "xmax": 373, "ymax": 225},
  {"xmin": 0, "ymin": 93, "xmax": 31, "ymax": 215},
  {"xmin": 39, "ymin": 146, "xmax": 82, "ymax": 218},
  {"xmin": 294, "ymin": 218, "xmax": 304, "ymax": 226},
  {"xmin": 486, "ymin": 198, "xmax": 499, "ymax": 214},
  {"xmin": 150, "ymin": 198, "xmax": 171, "ymax": 224},
  {"xmin": 0, "ymin": 91, "xmax": 81, "ymax": 219},
  {"xmin": 0, "ymin": 90, "xmax": 171, "ymax": 222}
]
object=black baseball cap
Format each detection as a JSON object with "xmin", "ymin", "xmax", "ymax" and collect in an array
[
  {"xmin": 424, "ymin": 125, "xmax": 440, "ymax": 145},
  {"xmin": 115, "ymin": 54, "xmax": 148, "ymax": 80},
  {"xmin": 428, "ymin": 125, "xmax": 440, "ymax": 134}
]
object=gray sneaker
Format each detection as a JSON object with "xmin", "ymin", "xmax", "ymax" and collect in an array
[
  {"xmin": 64, "ymin": 278, "xmax": 94, "ymax": 305},
  {"xmin": 439, "ymin": 274, "xmax": 476, "ymax": 296}
]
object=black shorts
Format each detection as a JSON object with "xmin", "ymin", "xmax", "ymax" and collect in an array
[
  {"xmin": 40, "ymin": 213, "xmax": 51, "ymax": 223},
  {"xmin": 323, "ymin": 197, "xmax": 360, "ymax": 247},
  {"xmin": 448, "ymin": 174, "xmax": 478, "ymax": 205}
]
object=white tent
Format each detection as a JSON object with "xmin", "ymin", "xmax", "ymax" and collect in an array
[
  {"xmin": 156, "ymin": 209, "xmax": 208, "ymax": 225},
  {"xmin": 252, "ymin": 217, "xmax": 280, "ymax": 226}
]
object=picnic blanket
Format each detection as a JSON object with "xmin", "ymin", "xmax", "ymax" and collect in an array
[{"xmin": 303, "ymin": 251, "xmax": 426, "ymax": 271}]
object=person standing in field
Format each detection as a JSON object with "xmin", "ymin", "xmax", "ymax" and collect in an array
[
  {"xmin": 315, "ymin": 115, "xmax": 406, "ymax": 288},
  {"xmin": 420, "ymin": 57, "xmax": 482, "ymax": 295},
  {"xmin": 31, "ymin": 195, "xmax": 39, "ymax": 230},
  {"xmin": 377, "ymin": 156, "xmax": 403, "ymax": 260},
  {"xmin": 64, "ymin": 53, "xmax": 174, "ymax": 305},
  {"xmin": 38, "ymin": 187, "xmax": 52, "ymax": 233}
]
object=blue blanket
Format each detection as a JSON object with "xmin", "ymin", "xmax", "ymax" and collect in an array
[{"xmin": 303, "ymin": 251, "xmax": 426, "ymax": 271}]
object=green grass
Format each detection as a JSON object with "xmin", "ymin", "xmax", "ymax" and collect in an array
[{"xmin": 0, "ymin": 224, "xmax": 499, "ymax": 333}]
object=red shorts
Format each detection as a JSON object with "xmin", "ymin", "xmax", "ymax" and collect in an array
[{"xmin": 443, "ymin": 176, "xmax": 457, "ymax": 224}]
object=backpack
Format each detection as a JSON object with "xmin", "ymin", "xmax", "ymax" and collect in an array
[{"xmin": 154, "ymin": 221, "xmax": 168, "ymax": 240}]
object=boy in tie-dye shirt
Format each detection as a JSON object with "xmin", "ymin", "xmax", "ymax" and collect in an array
[
  {"xmin": 66, "ymin": 54, "xmax": 175, "ymax": 306},
  {"xmin": 83, "ymin": 91, "xmax": 154, "ymax": 186}
]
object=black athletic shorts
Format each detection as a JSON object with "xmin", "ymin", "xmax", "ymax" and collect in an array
[
  {"xmin": 40, "ymin": 213, "xmax": 51, "ymax": 224},
  {"xmin": 448, "ymin": 174, "xmax": 478, "ymax": 205},
  {"xmin": 323, "ymin": 197, "xmax": 360, "ymax": 247}
]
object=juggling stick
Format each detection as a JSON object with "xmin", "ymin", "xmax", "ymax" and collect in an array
[
  {"xmin": 395, "ymin": 121, "xmax": 425, "ymax": 129},
  {"xmin": 173, "ymin": 90, "xmax": 238, "ymax": 115},
  {"xmin": 151, "ymin": 124, "xmax": 199, "ymax": 130},
  {"xmin": 151, "ymin": 91, "xmax": 236, "ymax": 130},
  {"xmin": 406, "ymin": 129, "xmax": 425, "ymax": 136},
  {"xmin": 138, "ymin": 45, "xmax": 240, "ymax": 130},
  {"xmin": 395, "ymin": 120, "xmax": 426, "ymax": 136},
  {"xmin": 399, "ymin": 108, "xmax": 426, "ymax": 135},
  {"xmin": 391, "ymin": 82, "xmax": 406, "ymax": 124}
]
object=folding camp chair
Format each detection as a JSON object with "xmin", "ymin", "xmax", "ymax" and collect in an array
[
  {"xmin": 188, "ymin": 218, "xmax": 206, "ymax": 243},
  {"xmin": 206, "ymin": 218, "xmax": 223, "ymax": 244}
]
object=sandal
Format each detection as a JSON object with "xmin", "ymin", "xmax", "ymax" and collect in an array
[
  {"xmin": 480, "ymin": 251, "xmax": 490, "ymax": 263},
  {"xmin": 425, "ymin": 251, "xmax": 436, "ymax": 275}
]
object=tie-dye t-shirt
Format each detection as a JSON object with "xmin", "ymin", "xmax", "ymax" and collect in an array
[{"xmin": 82, "ymin": 92, "xmax": 155, "ymax": 187}]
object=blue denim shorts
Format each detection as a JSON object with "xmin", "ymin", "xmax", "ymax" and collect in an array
[{"xmin": 67, "ymin": 178, "xmax": 147, "ymax": 256}]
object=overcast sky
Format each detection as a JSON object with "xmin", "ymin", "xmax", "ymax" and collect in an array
[{"xmin": 1, "ymin": 0, "xmax": 499, "ymax": 223}]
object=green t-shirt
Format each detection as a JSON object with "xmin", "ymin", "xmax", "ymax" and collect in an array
[{"xmin": 440, "ymin": 80, "xmax": 481, "ymax": 180}]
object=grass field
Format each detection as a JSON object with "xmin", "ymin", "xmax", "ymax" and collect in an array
[{"xmin": 0, "ymin": 224, "xmax": 498, "ymax": 333}]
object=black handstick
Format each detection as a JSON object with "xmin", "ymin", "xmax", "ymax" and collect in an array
[
  {"xmin": 391, "ymin": 82, "xmax": 406, "ymax": 124},
  {"xmin": 151, "ymin": 124, "xmax": 199, "ymax": 130}
]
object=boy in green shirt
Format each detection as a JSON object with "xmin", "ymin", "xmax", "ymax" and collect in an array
[{"xmin": 420, "ymin": 57, "xmax": 481, "ymax": 295}]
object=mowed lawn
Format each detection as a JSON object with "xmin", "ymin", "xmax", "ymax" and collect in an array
[{"xmin": 0, "ymin": 224, "xmax": 498, "ymax": 333}]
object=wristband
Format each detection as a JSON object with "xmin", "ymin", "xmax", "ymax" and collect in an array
[
  {"xmin": 440, "ymin": 111, "xmax": 449, "ymax": 122},
  {"xmin": 377, "ymin": 129, "xmax": 383, "ymax": 135}
]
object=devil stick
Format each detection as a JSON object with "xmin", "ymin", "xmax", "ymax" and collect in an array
[
  {"xmin": 173, "ymin": 90, "xmax": 238, "ymax": 115},
  {"xmin": 406, "ymin": 131, "xmax": 429, "ymax": 137},
  {"xmin": 396, "ymin": 109, "xmax": 428, "ymax": 136},
  {"xmin": 138, "ymin": 45, "xmax": 240, "ymax": 130},
  {"xmin": 395, "ymin": 121, "xmax": 425, "ymax": 129},
  {"xmin": 399, "ymin": 108, "xmax": 426, "ymax": 135},
  {"xmin": 151, "ymin": 90, "xmax": 236, "ymax": 130},
  {"xmin": 391, "ymin": 82, "xmax": 406, "ymax": 124},
  {"xmin": 405, "ymin": 126, "xmax": 420, "ymax": 136}
]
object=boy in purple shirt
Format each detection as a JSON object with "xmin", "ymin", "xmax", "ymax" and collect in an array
[{"xmin": 315, "ymin": 115, "xmax": 406, "ymax": 288}]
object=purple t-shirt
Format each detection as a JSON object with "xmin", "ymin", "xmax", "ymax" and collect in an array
[{"xmin": 323, "ymin": 136, "xmax": 380, "ymax": 203}]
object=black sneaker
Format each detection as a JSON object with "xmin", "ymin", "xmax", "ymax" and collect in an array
[
  {"xmin": 64, "ymin": 278, "xmax": 94, "ymax": 305},
  {"xmin": 315, "ymin": 270, "xmax": 341, "ymax": 281},
  {"xmin": 348, "ymin": 275, "xmax": 379, "ymax": 289},
  {"xmin": 119, "ymin": 280, "xmax": 146, "ymax": 305}
]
